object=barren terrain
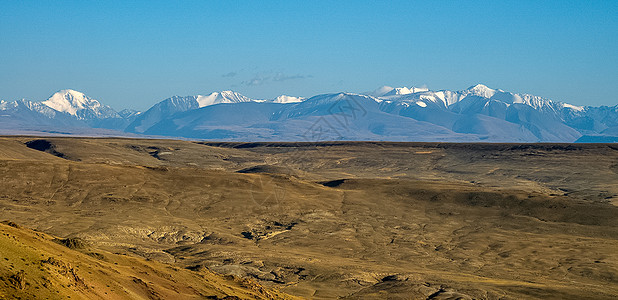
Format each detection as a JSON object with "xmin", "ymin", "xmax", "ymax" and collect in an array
[{"xmin": 1, "ymin": 137, "xmax": 617, "ymax": 299}]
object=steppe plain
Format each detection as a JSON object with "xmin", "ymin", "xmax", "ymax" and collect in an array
[{"xmin": 0, "ymin": 136, "xmax": 617, "ymax": 299}]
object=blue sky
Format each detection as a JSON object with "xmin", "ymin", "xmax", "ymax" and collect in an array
[{"xmin": 1, "ymin": 1, "xmax": 616, "ymax": 110}]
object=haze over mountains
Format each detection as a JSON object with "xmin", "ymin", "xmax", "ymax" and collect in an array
[{"xmin": 1, "ymin": 85, "xmax": 617, "ymax": 142}]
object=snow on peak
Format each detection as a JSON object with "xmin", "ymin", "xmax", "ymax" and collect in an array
[
  {"xmin": 41, "ymin": 89, "xmax": 119, "ymax": 119},
  {"xmin": 561, "ymin": 103, "xmax": 585, "ymax": 112},
  {"xmin": 0, "ymin": 99, "xmax": 13, "ymax": 111},
  {"xmin": 468, "ymin": 83, "xmax": 490, "ymax": 90},
  {"xmin": 370, "ymin": 86, "xmax": 395, "ymax": 97},
  {"xmin": 369, "ymin": 86, "xmax": 430, "ymax": 97},
  {"xmin": 466, "ymin": 84, "xmax": 496, "ymax": 98},
  {"xmin": 270, "ymin": 95, "xmax": 305, "ymax": 103},
  {"xmin": 196, "ymin": 91, "xmax": 253, "ymax": 108},
  {"xmin": 42, "ymin": 89, "xmax": 100, "ymax": 116},
  {"xmin": 391, "ymin": 87, "xmax": 413, "ymax": 95},
  {"xmin": 410, "ymin": 86, "xmax": 429, "ymax": 93},
  {"xmin": 379, "ymin": 86, "xmax": 429, "ymax": 97}
]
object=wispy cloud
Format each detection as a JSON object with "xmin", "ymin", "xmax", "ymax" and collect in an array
[
  {"xmin": 221, "ymin": 72, "xmax": 237, "ymax": 78},
  {"xmin": 241, "ymin": 75, "xmax": 270, "ymax": 86},
  {"xmin": 240, "ymin": 72, "xmax": 312, "ymax": 86},
  {"xmin": 273, "ymin": 73, "xmax": 313, "ymax": 82}
]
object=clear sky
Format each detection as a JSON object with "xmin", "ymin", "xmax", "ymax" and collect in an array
[{"xmin": 1, "ymin": 1, "xmax": 616, "ymax": 110}]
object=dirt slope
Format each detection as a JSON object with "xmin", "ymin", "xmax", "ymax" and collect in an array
[{"xmin": 0, "ymin": 221, "xmax": 297, "ymax": 299}]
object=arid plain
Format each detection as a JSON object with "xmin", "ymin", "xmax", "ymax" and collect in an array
[{"xmin": 1, "ymin": 137, "xmax": 617, "ymax": 299}]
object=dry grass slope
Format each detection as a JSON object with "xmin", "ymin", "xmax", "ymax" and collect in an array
[
  {"xmin": 0, "ymin": 136, "xmax": 617, "ymax": 299},
  {"xmin": 0, "ymin": 221, "xmax": 296, "ymax": 299}
]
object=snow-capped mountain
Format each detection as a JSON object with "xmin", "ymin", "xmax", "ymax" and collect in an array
[
  {"xmin": 1, "ymin": 99, "xmax": 58, "ymax": 119},
  {"xmin": 133, "ymin": 85, "xmax": 607, "ymax": 142},
  {"xmin": 1, "ymin": 84, "xmax": 616, "ymax": 142},
  {"xmin": 42, "ymin": 89, "xmax": 119, "ymax": 120},
  {"xmin": 370, "ymin": 86, "xmax": 429, "ymax": 97},
  {"xmin": 125, "ymin": 91, "xmax": 308, "ymax": 133},
  {"xmin": 0, "ymin": 89, "xmax": 139, "ymax": 134},
  {"xmin": 376, "ymin": 84, "xmax": 583, "ymax": 142},
  {"xmin": 125, "ymin": 91, "xmax": 259, "ymax": 133},
  {"xmin": 195, "ymin": 91, "xmax": 253, "ymax": 107},
  {"xmin": 269, "ymin": 95, "xmax": 305, "ymax": 104},
  {"xmin": 0, "ymin": 99, "xmax": 83, "ymax": 128},
  {"xmin": 140, "ymin": 93, "xmax": 474, "ymax": 142}
]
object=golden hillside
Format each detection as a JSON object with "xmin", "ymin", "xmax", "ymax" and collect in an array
[
  {"xmin": 0, "ymin": 221, "xmax": 296, "ymax": 299},
  {"xmin": 0, "ymin": 137, "xmax": 617, "ymax": 299}
]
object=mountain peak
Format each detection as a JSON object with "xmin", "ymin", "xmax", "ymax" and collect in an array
[
  {"xmin": 380, "ymin": 86, "xmax": 429, "ymax": 97},
  {"xmin": 42, "ymin": 89, "xmax": 100, "ymax": 116},
  {"xmin": 41, "ymin": 89, "xmax": 118, "ymax": 119},
  {"xmin": 57, "ymin": 89, "xmax": 83, "ymax": 96},
  {"xmin": 370, "ymin": 86, "xmax": 395, "ymax": 97},
  {"xmin": 270, "ymin": 95, "xmax": 305, "ymax": 103},
  {"xmin": 196, "ymin": 90, "xmax": 253, "ymax": 108},
  {"xmin": 467, "ymin": 83, "xmax": 492, "ymax": 90},
  {"xmin": 466, "ymin": 84, "xmax": 496, "ymax": 98}
]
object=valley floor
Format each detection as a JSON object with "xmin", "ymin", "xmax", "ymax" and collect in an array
[{"xmin": 0, "ymin": 137, "xmax": 617, "ymax": 299}]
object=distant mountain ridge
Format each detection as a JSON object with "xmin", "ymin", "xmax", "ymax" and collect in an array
[{"xmin": 1, "ymin": 85, "xmax": 616, "ymax": 142}]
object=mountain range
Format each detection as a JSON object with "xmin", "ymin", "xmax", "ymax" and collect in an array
[{"xmin": 1, "ymin": 85, "xmax": 617, "ymax": 142}]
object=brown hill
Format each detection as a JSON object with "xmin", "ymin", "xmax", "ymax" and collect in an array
[
  {"xmin": 1, "ymin": 136, "xmax": 617, "ymax": 299},
  {"xmin": 0, "ymin": 221, "xmax": 296, "ymax": 299}
]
